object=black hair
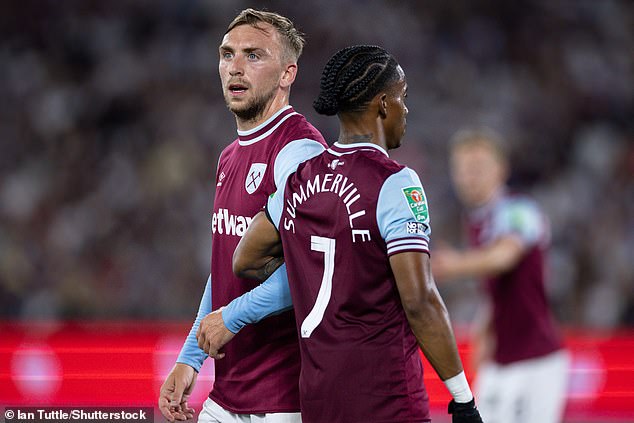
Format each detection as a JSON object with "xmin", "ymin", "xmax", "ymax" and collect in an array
[{"xmin": 313, "ymin": 45, "xmax": 400, "ymax": 116}]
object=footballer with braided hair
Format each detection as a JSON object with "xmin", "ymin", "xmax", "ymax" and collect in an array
[
  {"xmin": 226, "ymin": 45, "xmax": 484, "ymax": 422},
  {"xmin": 313, "ymin": 44, "xmax": 400, "ymax": 116}
]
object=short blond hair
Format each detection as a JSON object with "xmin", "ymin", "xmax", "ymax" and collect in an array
[
  {"xmin": 449, "ymin": 127, "xmax": 508, "ymax": 164},
  {"xmin": 226, "ymin": 8, "xmax": 305, "ymax": 63}
]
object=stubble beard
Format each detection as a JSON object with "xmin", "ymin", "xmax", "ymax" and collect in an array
[{"xmin": 227, "ymin": 86, "xmax": 277, "ymax": 124}]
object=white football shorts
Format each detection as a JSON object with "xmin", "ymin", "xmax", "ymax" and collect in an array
[
  {"xmin": 197, "ymin": 398, "xmax": 302, "ymax": 423},
  {"xmin": 475, "ymin": 350, "xmax": 569, "ymax": 423}
]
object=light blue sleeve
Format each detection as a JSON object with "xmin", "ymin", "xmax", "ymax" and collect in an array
[
  {"xmin": 218, "ymin": 139, "xmax": 323, "ymax": 333},
  {"xmin": 377, "ymin": 168, "xmax": 431, "ymax": 256},
  {"xmin": 273, "ymin": 138, "xmax": 325, "ymax": 190},
  {"xmin": 221, "ymin": 264, "xmax": 292, "ymax": 333},
  {"xmin": 176, "ymin": 275, "xmax": 211, "ymax": 372},
  {"xmin": 266, "ymin": 189, "xmax": 284, "ymax": 230},
  {"xmin": 491, "ymin": 197, "xmax": 548, "ymax": 247}
]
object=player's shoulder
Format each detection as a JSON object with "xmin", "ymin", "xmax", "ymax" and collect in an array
[
  {"xmin": 277, "ymin": 111, "xmax": 326, "ymax": 147},
  {"xmin": 378, "ymin": 166, "xmax": 426, "ymax": 208},
  {"xmin": 358, "ymin": 148, "xmax": 407, "ymax": 180},
  {"xmin": 493, "ymin": 191, "xmax": 545, "ymax": 231},
  {"xmin": 218, "ymin": 138, "xmax": 241, "ymax": 161},
  {"xmin": 497, "ymin": 191, "xmax": 542, "ymax": 215},
  {"xmin": 492, "ymin": 190, "xmax": 549, "ymax": 243},
  {"xmin": 378, "ymin": 156, "xmax": 410, "ymax": 183}
]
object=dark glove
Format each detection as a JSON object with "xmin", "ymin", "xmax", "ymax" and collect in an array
[{"xmin": 448, "ymin": 398, "xmax": 483, "ymax": 423}]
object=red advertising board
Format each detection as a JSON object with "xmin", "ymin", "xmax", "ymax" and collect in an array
[{"xmin": 1, "ymin": 322, "xmax": 632, "ymax": 422}]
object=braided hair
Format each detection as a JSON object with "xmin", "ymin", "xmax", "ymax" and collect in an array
[{"xmin": 313, "ymin": 45, "xmax": 400, "ymax": 116}]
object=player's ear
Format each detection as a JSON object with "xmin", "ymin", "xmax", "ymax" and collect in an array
[
  {"xmin": 280, "ymin": 63, "xmax": 297, "ymax": 88},
  {"xmin": 378, "ymin": 93, "xmax": 388, "ymax": 119}
]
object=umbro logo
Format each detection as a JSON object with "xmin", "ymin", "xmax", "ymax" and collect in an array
[{"xmin": 217, "ymin": 171, "xmax": 225, "ymax": 187}]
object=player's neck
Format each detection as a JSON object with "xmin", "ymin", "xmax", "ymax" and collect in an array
[
  {"xmin": 337, "ymin": 133, "xmax": 374, "ymax": 145},
  {"xmin": 234, "ymin": 94, "xmax": 290, "ymax": 132},
  {"xmin": 468, "ymin": 186, "xmax": 504, "ymax": 209},
  {"xmin": 337, "ymin": 114, "xmax": 388, "ymax": 151}
]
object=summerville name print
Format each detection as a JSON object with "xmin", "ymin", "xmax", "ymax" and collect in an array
[{"xmin": 283, "ymin": 172, "xmax": 371, "ymax": 243}]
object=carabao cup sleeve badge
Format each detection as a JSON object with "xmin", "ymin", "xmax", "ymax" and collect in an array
[{"xmin": 402, "ymin": 187, "xmax": 429, "ymax": 222}]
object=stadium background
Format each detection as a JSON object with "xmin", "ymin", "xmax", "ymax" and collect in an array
[{"xmin": 0, "ymin": 0, "xmax": 632, "ymax": 421}]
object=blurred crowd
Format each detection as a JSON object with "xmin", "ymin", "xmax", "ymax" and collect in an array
[{"xmin": 0, "ymin": 0, "xmax": 632, "ymax": 327}]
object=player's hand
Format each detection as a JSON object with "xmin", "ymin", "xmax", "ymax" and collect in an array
[
  {"xmin": 196, "ymin": 307, "xmax": 236, "ymax": 359},
  {"xmin": 431, "ymin": 247, "xmax": 462, "ymax": 282},
  {"xmin": 158, "ymin": 363, "xmax": 197, "ymax": 422},
  {"xmin": 448, "ymin": 399, "xmax": 484, "ymax": 423}
]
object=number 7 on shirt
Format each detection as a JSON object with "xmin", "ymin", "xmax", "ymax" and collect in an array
[{"xmin": 301, "ymin": 236, "xmax": 336, "ymax": 338}]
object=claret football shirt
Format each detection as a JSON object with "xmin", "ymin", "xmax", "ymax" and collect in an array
[
  {"xmin": 267, "ymin": 142, "xmax": 433, "ymax": 423},
  {"xmin": 210, "ymin": 106, "xmax": 326, "ymax": 413}
]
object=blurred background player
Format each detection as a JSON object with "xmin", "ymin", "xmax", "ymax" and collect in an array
[
  {"xmin": 158, "ymin": 8, "xmax": 326, "ymax": 422},
  {"xmin": 224, "ymin": 45, "xmax": 483, "ymax": 423},
  {"xmin": 432, "ymin": 128, "xmax": 568, "ymax": 423}
]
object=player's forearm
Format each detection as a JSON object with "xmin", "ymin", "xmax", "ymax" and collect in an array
[
  {"xmin": 444, "ymin": 237, "xmax": 525, "ymax": 279},
  {"xmin": 392, "ymin": 253, "xmax": 464, "ymax": 380},
  {"xmin": 223, "ymin": 263, "xmax": 293, "ymax": 333},
  {"xmin": 176, "ymin": 275, "xmax": 211, "ymax": 371},
  {"xmin": 234, "ymin": 255, "xmax": 284, "ymax": 282},
  {"xmin": 404, "ymin": 287, "xmax": 464, "ymax": 380},
  {"xmin": 448, "ymin": 250, "xmax": 499, "ymax": 279},
  {"xmin": 233, "ymin": 211, "xmax": 284, "ymax": 281}
]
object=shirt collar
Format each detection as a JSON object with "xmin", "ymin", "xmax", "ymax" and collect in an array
[{"xmin": 328, "ymin": 141, "xmax": 389, "ymax": 157}]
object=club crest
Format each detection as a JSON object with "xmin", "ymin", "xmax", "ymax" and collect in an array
[{"xmin": 245, "ymin": 163, "xmax": 267, "ymax": 194}]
